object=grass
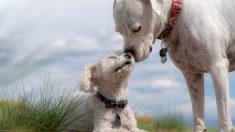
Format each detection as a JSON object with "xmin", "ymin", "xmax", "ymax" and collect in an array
[
  {"xmin": 0, "ymin": 97, "xmax": 219, "ymax": 132},
  {"xmin": 153, "ymin": 111, "xmax": 186, "ymax": 132},
  {"xmin": 137, "ymin": 110, "xmax": 187, "ymax": 132},
  {"xmin": 137, "ymin": 110, "xmax": 218, "ymax": 132},
  {"xmin": 0, "ymin": 85, "xmax": 82, "ymax": 131},
  {"xmin": 0, "ymin": 96, "xmax": 220, "ymax": 132},
  {"xmin": 0, "ymin": 81, "xmax": 219, "ymax": 132},
  {"xmin": 0, "ymin": 98, "xmax": 73, "ymax": 131},
  {"xmin": 137, "ymin": 116, "xmax": 155, "ymax": 131}
]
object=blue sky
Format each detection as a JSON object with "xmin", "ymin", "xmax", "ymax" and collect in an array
[{"xmin": 0, "ymin": 0, "xmax": 235, "ymax": 127}]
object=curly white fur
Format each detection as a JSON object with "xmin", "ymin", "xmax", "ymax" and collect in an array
[
  {"xmin": 79, "ymin": 64, "xmax": 96, "ymax": 93},
  {"xmin": 65, "ymin": 52, "xmax": 146, "ymax": 132}
]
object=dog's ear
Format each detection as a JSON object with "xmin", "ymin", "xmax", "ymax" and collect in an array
[{"xmin": 80, "ymin": 64, "xmax": 97, "ymax": 93}]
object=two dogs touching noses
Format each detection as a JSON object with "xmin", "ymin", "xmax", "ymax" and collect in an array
[{"xmin": 70, "ymin": 0, "xmax": 235, "ymax": 131}]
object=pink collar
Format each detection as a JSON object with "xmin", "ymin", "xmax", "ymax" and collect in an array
[{"xmin": 158, "ymin": 0, "xmax": 183, "ymax": 40}]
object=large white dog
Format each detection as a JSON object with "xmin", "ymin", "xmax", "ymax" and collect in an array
[{"xmin": 113, "ymin": 0, "xmax": 235, "ymax": 132}]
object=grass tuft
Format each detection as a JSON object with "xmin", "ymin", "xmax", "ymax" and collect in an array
[
  {"xmin": 137, "ymin": 109, "xmax": 187, "ymax": 132},
  {"xmin": 0, "ymin": 85, "xmax": 81, "ymax": 131},
  {"xmin": 153, "ymin": 111, "xmax": 187, "ymax": 132}
]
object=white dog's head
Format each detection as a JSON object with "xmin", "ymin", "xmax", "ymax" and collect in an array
[
  {"xmin": 80, "ymin": 52, "xmax": 135, "ymax": 93},
  {"xmin": 113, "ymin": 0, "xmax": 165, "ymax": 62}
]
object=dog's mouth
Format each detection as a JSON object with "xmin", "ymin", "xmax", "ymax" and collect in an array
[{"xmin": 115, "ymin": 61, "xmax": 131, "ymax": 72}]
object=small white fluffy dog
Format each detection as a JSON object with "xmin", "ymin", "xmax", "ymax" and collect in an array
[
  {"xmin": 113, "ymin": 0, "xmax": 235, "ymax": 132},
  {"xmin": 66, "ymin": 52, "xmax": 146, "ymax": 132}
]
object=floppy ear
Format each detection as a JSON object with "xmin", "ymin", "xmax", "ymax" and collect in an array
[{"xmin": 79, "ymin": 64, "xmax": 97, "ymax": 93}]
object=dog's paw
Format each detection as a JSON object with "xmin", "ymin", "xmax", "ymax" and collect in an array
[{"xmin": 193, "ymin": 125, "xmax": 207, "ymax": 132}]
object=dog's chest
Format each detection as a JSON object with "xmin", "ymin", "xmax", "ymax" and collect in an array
[
  {"xmin": 168, "ymin": 39, "xmax": 235, "ymax": 72},
  {"xmin": 168, "ymin": 43, "xmax": 209, "ymax": 73}
]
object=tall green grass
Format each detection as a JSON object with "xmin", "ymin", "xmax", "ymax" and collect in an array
[
  {"xmin": 153, "ymin": 110, "xmax": 187, "ymax": 132},
  {"xmin": 0, "ymin": 81, "xmax": 82, "ymax": 131}
]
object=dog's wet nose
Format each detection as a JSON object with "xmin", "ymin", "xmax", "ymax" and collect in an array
[
  {"xmin": 124, "ymin": 53, "xmax": 132, "ymax": 59},
  {"xmin": 124, "ymin": 49, "xmax": 135, "ymax": 56}
]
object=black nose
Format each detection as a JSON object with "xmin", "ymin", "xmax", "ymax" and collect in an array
[
  {"xmin": 124, "ymin": 49, "xmax": 135, "ymax": 56},
  {"xmin": 124, "ymin": 53, "xmax": 132, "ymax": 59}
]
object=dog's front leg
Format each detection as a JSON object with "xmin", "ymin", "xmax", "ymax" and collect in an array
[
  {"xmin": 209, "ymin": 61, "xmax": 233, "ymax": 132},
  {"xmin": 183, "ymin": 72, "xmax": 206, "ymax": 132}
]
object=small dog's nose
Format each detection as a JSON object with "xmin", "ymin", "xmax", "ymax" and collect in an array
[
  {"xmin": 124, "ymin": 53, "xmax": 132, "ymax": 59},
  {"xmin": 124, "ymin": 49, "xmax": 135, "ymax": 56}
]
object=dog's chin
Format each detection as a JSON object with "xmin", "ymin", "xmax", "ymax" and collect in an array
[{"xmin": 134, "ymin": 50, "xmax": 150, "ymax": 62}]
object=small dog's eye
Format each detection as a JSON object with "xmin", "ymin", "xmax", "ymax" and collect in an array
[
  {"xmin": 109, "ymin": 56, "xmax": 117, "ymax": 59},
  {"xmin": 132, "ymin": 26, "xmax": 141, "ymax": 33}
]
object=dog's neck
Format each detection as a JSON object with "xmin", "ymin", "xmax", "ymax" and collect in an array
[
  {"xmin": 155, "ymin": 0, "xmax": 176, "ymax": 38},
  {"xmin": 96, "ymin": 80, "xmax": 128, "ymax": 101},
  {"xmin": 162, "ymin": 0, "xmax": 172, "ymax": 23}
]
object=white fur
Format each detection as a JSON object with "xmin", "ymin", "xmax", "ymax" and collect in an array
[
  {"xmin": 80, "ymin": 64, "xmax": 97, "ymax": 93},
  {"xmin": 65, "ymin": 52, "xmax": 146, "ymax": 132},
  {"xmin": 113, "ymin": 0, "xmax": 235, "ymax": 131}
]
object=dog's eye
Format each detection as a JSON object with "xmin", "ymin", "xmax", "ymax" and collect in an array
[
  {"xmin": 132, "ymin": 26, "xmax": 141, "ymax": 33},
  {"xmin": 109, "ymin": 56, "xmax": 117, "ymax": 59}
]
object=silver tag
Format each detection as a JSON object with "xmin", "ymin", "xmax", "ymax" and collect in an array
[
  {"xmin": 113, "ymin": 113, "xmax": 121, "ymax": 128},
  {"xmin": 159, "ymin": 47, "xmax": 168, "ymax": 64},
  {"xmin": 161, "ymin": 56, "xmax": 167, "ymax": 64}
]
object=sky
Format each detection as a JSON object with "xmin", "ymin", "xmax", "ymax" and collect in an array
[{"xmin": 0, "ymin": 0, "xmax": 235, "ymax": 127}]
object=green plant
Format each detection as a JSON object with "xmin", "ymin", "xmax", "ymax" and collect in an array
[
  {"xmin": 137, "ymin": 108, "xmax": 187, "ymax": 132},
  {"xmin": 153, "ymin": 110, "xmax": 187, "ymax": 132},
  {"xmin": 0, "ymin": 83, "xmax": 82, "ymax": 131}
]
